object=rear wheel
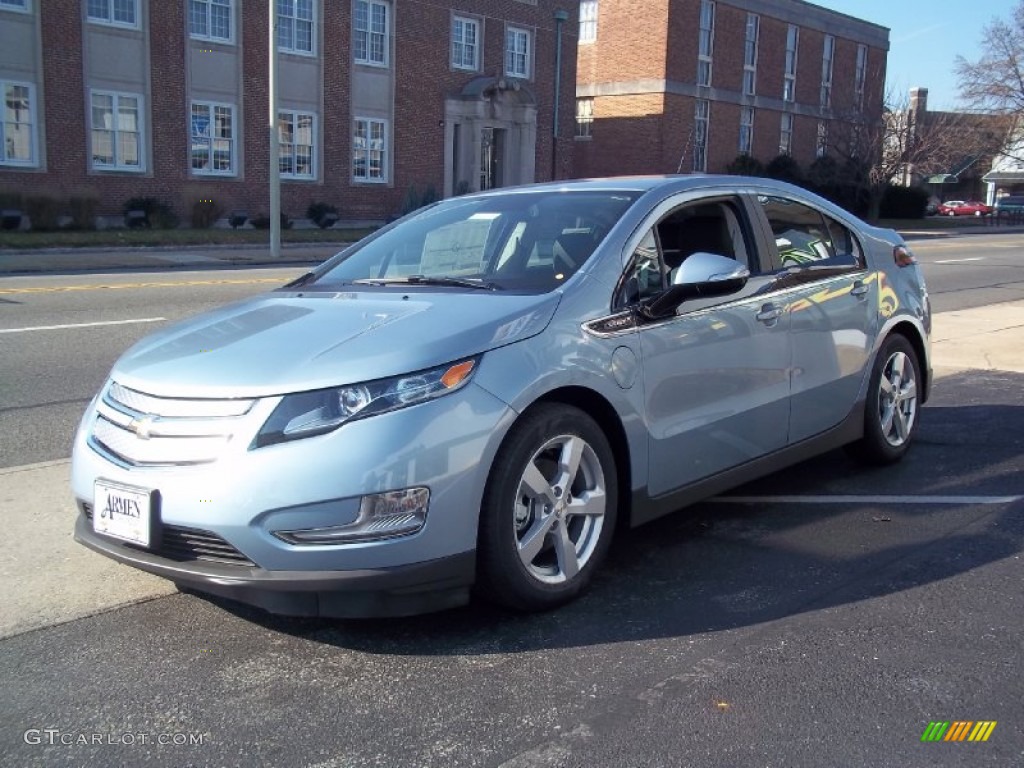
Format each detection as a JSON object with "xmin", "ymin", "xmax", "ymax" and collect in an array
[
  {"xmin": 476, "ymin": 404, "xmax": 617, "ymax": 611},
  {"xmin": 847, "ymin": 334, "xmax": 921, "ymax": 465}
]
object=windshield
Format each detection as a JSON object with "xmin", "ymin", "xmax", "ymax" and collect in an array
[{"xmin": 309, "ymin": 190, "xmax": 640, "ymax": 294}]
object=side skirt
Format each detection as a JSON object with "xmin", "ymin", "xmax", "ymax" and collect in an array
[{"xmin": 629, "ymin": 399, "xmax": 866, "ymax": 528}]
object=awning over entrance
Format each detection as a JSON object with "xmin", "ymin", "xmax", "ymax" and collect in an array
[{"xmin": 983, "ymin": 170, "xmax": 1024, "ymax": 183}]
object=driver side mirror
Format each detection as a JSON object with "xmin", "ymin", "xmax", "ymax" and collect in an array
[{"xmin": 641, "ymin": 252, "xmax": 750, "ymax": 319}]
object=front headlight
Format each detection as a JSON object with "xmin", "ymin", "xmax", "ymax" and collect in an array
[{"xmin": 254, "ymin": 357, "xmax": 479, "ymax": 448}]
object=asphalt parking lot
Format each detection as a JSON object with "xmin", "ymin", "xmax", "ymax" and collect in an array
[{"xmin": 2, "ymin": 368, "xmax": 1021, "ymax": 768}]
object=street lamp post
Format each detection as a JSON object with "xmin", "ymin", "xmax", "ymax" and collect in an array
[
  {"xmin": 269, "ymin": 2, "xmax": 281, "ymax": 258},
  {"xmin": 551, "ymin": 9, "xmax": 569, "ymax": 181}
]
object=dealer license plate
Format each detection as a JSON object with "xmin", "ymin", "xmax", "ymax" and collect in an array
[{"xmin": 93, "ymin": 480, "xmax": 152, "ymax": 547}]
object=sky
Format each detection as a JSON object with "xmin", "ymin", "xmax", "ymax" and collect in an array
[{"xmin": 811, "ymin": 0, "xmax": 1018, "ymax": 110}]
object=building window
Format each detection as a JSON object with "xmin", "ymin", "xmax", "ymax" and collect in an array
[
  {"xmin": 505, "ymin": 27, "xmax": 531, "ymax": 78},
  {"xmin": 2, "ymin": 81, "xmax": 36, "ymax": 166},
  {"xmin": 0, "ymin": 0, "xmax": 30, "ymax": 12},
  {"xmin": 189, "ymin": 0, "xmax": 232, "ymax": 43},
  {"xmin": 783, "ymin": 24, "xmax": 798, "ymax": 102},
  {"xmin": 739, "ymin": 106, "xmax": 753, "ymax": 155},
  {"xmin": 579, "ymin": 0, "xmax": 597, "ymax": 43},
  {"xmin": 816, "ymin": 120, "xmax": 828, "ymax": 157},
  {"xmin": 820, "ymin": 34, "xmax": 834, "ymax": 109},
  {"xmin": 779, "ymin": 113, "xmax": 793, "ymax": 155},
  {"xmin": 354, "ymin": 0, "xmax": 387, "ymax": 66},
  {"xmin": 277, "ymin": 0, "xmax": 315, "ymax": 55},
  {"xmin": 278, "ymin": 109, "xmax": 316, "ymax": 179},
  {"xmin": 90, "ymin": 91, "xmax": 143, "ymax": 171},
  {"xmin": 452, "ymin": 16, "xmax": 479, "ymax": 71},
  {"xmin": 855, "ymin": 44, "xmax": 867, "ymax": 109},
  {"xmin": 693, "ymin": 99, "xmax": 709, "ymax": 173},
  {"xmin": 353, "ymin": 117, "xmax": 387, "ymax": 182},
  {"xmin": 87, "ymin": 0, "xmax": 138, "ymax": 28},
  {"xmin": 575, "ymin": 97, "xmax": 593, "ymax": 139},
  {"xmin": 191, "ymin": 102, "xmax": 235, "ymax": 175},
  {"xmin": 697, "ymin": 0, "xmax": 714, "ymax": 87},
  {"xmin": 743, "ymin": 13, "xmax": 758, "ymax": 96}
]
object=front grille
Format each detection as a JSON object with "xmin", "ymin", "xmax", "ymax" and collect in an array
[
  {"xmin": 81, "ymin": 502, "xmax": 255, "ymax": 567},
  {"xmin": 88, "ymin": 381, "xmax": 256, "ymax": 467}
]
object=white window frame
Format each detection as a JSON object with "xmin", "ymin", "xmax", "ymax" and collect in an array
[
  {"xmin": 579, "ymin": 0, "xmax": 597, "ymax": 44},
  {"xmin": 779, "ymin": 113, "xmax": 793, "ymax": 155},
  {"xmin": 89, "ymin": 89, "xmax": 144, "ymax": 172},
  {"xmin": 739, "ymin": 106, "xmax": 754, "ymax": 156},
  {"xmin": 87, "ymin": 0, "xmax": 139, "ymax": 29},
  {"xmin": 277, "ymin": 0, "xmax": 316, "ymax": 57},
  {"xmin": 743, "ymin": 13, "xmax": 758, "ymax": 97},
  {"xmin": 190, "ymin": 100, "xmax": 236, "ymax": 176},
  {"xmin": 820, "ymin": 34, "xmax": 834, "ymax": 109},
  {"xmin": 354, "ymin": 0, "xmax": 388, "ymax": 67},
  {"xmin": 693, "ymin": 99, "xmax": 709, "ymax": 173},
  {"xmin": 697, "ymin": 0, "xmax": 714, "ymax": 87},
  {"xmin": 278, "ymin": 109, "xmax": 317, "ymax": 180},
  {"xmin": 816, "ymin": 120, "xmax": 828, "ymax": 157},
  {"xmin": 855, "ymin": 44, "xmax": 867, "ymax": 109},
  {"xmin": 505, "ymin": 26, "xmax": 531, "ymax": 79},
  {"xmin": 189, "ymin": 0, "xmax": 233, "ymax": 44},
  {"xmin": 0, "ymin": 0, "xmax": 30, "ymax": 13},
  {"xmin": 1, "ymin": 79, "xmax": 37, "ymax": 167},
  {"xmin": 451, "ymin": 15, "xmax": 480, "ymax": 71},
  {"xmin": 783, "ymin": 24, "xmax": 798, "ymax": 102},
  {"xmin": 575, "ymin": 97, "xmax": 593, "ymax": 139},
  {"xmin": 352, "ymin": 116, "xmax": 388, "ymax": 183}
]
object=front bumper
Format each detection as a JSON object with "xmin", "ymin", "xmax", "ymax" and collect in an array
[{"xmin": 75, "ymin": 514, "xmax": 475, "ymax": 618}]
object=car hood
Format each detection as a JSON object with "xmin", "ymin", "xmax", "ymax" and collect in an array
[{"xmin": 110, "ymin": 289, "xmax": 561, "ymax": 398}]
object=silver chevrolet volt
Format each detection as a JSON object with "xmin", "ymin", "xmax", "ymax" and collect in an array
[{"xmin": 72, "ymin": 176, "xmax": 931, "ymax": 617}]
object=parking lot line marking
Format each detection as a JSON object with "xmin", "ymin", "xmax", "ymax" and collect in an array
[
  {"xmin": 0, "ymin": 277, "xmax": 284, "ymax": 295},
  {"xmin": 0, "ymin": 317, "xmax": 166, "ymax": 334},
  {"xmin": 713, "ymin": 495, "xmax": 1021, "ymax": 505}
]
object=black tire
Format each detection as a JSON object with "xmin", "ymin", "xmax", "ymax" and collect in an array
[
  {"xmin": 476, "ymin": 403, "xmax": 618, "ymax": 611},
  {"xmin": 846, "ymin": 334, "xmax": 921, "ymax": 465}
]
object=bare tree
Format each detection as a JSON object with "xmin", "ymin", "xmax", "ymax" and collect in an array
[
  {"xmin": 956, "ymin": 2, "xmax": 1024, "ymax": 116},
  {"xmin": 955, "ymin": 2, "xmax": 1024, "ymax": 164},
  {"xmin": 827, "ymin": 90, "xmax": 1003, "ymax": 218}
]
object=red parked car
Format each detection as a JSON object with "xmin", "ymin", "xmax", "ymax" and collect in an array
[{"xmin": 936, "ymin": 200, "xmax": 993, "ymax": 217}]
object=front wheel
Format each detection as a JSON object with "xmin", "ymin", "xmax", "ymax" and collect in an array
[
  {"xmin": 476, "ymin": 404, "xmax": 618, "ymax": 611},
  {"xmin": 846, "ymin": 334, "xmax": 921, "ymax": 465}
]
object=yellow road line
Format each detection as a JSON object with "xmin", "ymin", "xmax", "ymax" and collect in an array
[{"xmin": 0, "ymin": 277, "xmax": 286, "ymax": 295}]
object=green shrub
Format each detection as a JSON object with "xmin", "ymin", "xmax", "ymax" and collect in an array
[
  {"xmin": 67, "ymin": 196, "xmax": 98, "ymax": 230},
  {"xmin": 764, "ymin": 154, "xmax": 804, "ymax": 185},
  {"xmin": 725, "ymin": 155, "xmax": 765, "ymax": 176},
  {"xmin": 454, "ymin": 180, "xmax": 471, "ymax": 196},
  {"xmin": 191, "ymin": 198, "xmax": 221, "ymax": 229},
  {"xmin": 25, "ymin": 196, "xmax": 62, "ymax": 231},
  {"xmin": 123, "ymin": 196, "xmax": 178, "ymax": 229},
  {"xmin": 421, "ymin": 184, "xmax": 439, "ymax": 207},
  {"xmin": 306, "ymin": 201, "xmax": 339, "ymax": 228},
  {"xmin": 251, "ymin": 212, "xmax": 292, "ymax": 230},
  {"xmin": 879, "ymin": 184, "xmax": 929, "ymax": 219},
  {"xmin": 400, "ymin": 185, "xmax": 422, "ymax": 216}
]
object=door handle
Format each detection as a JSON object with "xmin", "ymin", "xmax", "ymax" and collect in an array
[
  {"xmin": 756, "ymin": 304, "xmax": 783, "ymax": 325},
  {"xmin": 850, "ymin": 280, "xmax": 869, "ymax": 298}
]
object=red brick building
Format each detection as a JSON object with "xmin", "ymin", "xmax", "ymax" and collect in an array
[
  {"xmin": 0, "ymin": 0, "xmax": 577, "ymax": 225},
  {"xmin": 573, "ymin": 0, "xmax": 889, "ymax": 177}
]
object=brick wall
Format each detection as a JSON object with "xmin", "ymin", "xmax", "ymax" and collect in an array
[{"xmin": 0, "ymin": 0, "xmax": 577, "ymax": 224}]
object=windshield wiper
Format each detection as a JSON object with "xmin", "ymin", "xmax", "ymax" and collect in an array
[
  {"xmin": 353, "ymin": 275, "xmax": 499, "ymax": 290},
  {"xmin": 282, "ymin": 271, "xmax": 317, "ymax": 289}
]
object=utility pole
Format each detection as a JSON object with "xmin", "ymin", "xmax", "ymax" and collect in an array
[{"xmin": 268, "ymin": 2, "xmax": 281, "ymax": 258}]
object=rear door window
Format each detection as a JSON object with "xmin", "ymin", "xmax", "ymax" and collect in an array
[{"xmin": 758, "ymin": 195, "xmax": 863, "ymax": 271}]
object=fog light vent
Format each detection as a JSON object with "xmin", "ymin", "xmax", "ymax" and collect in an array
[{"xmin": 273, "ymin": 488, "xmax": 429, "ymax": 545}]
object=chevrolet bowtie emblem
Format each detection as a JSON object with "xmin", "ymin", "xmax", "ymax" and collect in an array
[{"xmin": 129, "ymin": 415, "xmax": 158, "ymax": 440}]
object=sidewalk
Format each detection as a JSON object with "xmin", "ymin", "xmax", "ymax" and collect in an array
[{"xmin": 0, "ymin": 241, "xmax": 345, "ymax": 275}]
